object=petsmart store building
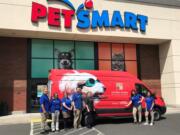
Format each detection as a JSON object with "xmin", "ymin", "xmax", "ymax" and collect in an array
[{"xmin": 0, "ymin": 0, "xmax": 180, "ymax": 114}]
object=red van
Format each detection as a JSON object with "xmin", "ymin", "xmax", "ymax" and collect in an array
[{"xmin": 48, "ymin": 69, "xmax": 166, "ymax": 120}]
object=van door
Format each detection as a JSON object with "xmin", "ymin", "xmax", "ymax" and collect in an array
[{"xmin": 94, "ymin": 77, "xmax": 132, "ymax": 114}]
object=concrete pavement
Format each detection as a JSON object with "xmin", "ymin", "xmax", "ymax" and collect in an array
[
  {"xmin": 0, "ymin": 108, "xmax": 180, "ymax": 135},
  {"xmin": 0, "ymin": 106, "xmax": 180, "ymax": 126}
]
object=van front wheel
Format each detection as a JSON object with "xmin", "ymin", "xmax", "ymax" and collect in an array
[{"xmin": 154, "ymin": 108, "xmax": 161, "ymax": 121}]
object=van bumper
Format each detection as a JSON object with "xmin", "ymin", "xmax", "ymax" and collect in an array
[{"xmin": 160, "ymin": 106, "xmax": 167, "ymax": 115}]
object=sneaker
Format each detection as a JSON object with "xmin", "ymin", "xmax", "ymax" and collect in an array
[
  {"xmin": 51, "ymin": 129, "xmax": 55, "ymax": 132},
  {"xmin": 78, "ymin": 125, "xmax": 82, "ymax": 128},
  {"xmin": 143, "ymin": 122, "xmax": 149, "ymax": 125},
  {"xmin": 150, "ymin": 123, "xmax": 154, "ymax": 126}
]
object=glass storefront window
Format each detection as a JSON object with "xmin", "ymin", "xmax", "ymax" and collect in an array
[
  {"xmin": 32, "ymin": 39, "xmax": 53, "ymax": 58},
  {"xmin": 75, "ymin": 41, "xmax": 94, "ymax": 59},
  {"xmin": 112, "ymin": 43, "xmax": 125, "ymax": 71},
  {"xmin": 76, "ymin": 60, "xmax": 95, "ymax": 70},
  {"xmin": 124, "ymin": 44, "xmax": 137, "ymax": 60},
  {"xmin": 99, "ymin": 60, "xmax": 111, "ymax": 70},
  {"xmin": 126, "ymin": 61, "xmax": 137, "ymax": 76},
  {"xmin": 98, "ymin": 42, "xmax": 137, "ymax": 75},
  {"xmin": 54, "ymin": 40, "xmax": 74, "ymax": 59},
  {"xmin": 98, "ymin": 43, "xmax": 111, "ymax": 60},
  {"xmin": 31, "ymin": 39, "xmax": 95, "ymax": 78},
  {"xmin": 32, "ymin": 59, "xmax": 53, "ymax": 78}
]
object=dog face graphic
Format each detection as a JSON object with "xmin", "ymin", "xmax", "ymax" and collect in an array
[
  {"xmin": 59, "ymin": 71, "xmax": 105, "ymax": 95},
  {"xmin": 112, "ymin": 53, "xmax": 125, "ymax": 71},
  {"xmin": 55, "ymin": 48, "xmax": 74, "ymax": 69}
]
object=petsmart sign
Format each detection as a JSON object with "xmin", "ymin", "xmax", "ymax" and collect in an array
[{"xmin": 31, "ymin": 0, "xmax": 148, "ymax": 32}]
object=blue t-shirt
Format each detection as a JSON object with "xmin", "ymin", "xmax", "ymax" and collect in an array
[
  {"xmin": 72, "ymin": 93, "xmax": 83, "ymax": 110},
  {"xmin": 131, "ymin": 94, "xmax": 142, "ymax": 107},
  {"xmin": 145, "ymin": 97, "xmax": 154, "ymax": 111},
  {"xmin": 50, "ymin": 98, "xmax": 61, "ymax": 113},
  {"xmin": 39, "ymin": 94, "xmax": 50, "ymax": 113},
  {"xmin": 62, "ymin": 97, "xmax": 72, "ymax": 112}
]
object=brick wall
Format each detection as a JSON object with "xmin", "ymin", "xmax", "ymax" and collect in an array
[
  {"xmin": 0, "ymin": 37, "xmax": 27, "ymax": 112},
  {"xmin": 138, "ymin": 45, "xmax": 161, "ymax": 95}
]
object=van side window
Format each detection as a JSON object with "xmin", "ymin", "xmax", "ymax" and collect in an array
[{"xmin": 135, "ymin": 84, "xmax": 149, "ymax": 97}]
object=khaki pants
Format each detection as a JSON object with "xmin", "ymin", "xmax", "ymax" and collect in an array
[
  {"xmin": 51, "ymin": 110, "xmax": 60, "ymax": 131},
  {"xmin": 73, "ymin": 109, "xmax": 82, "ymax": 128},
  {"xmin": 145, "ymin": 110, "xmax": 154, "ymax": 124},
  {"xmin": 41, "ymin": 113, "xmax": 48, "ymax": 131},
  {"xmin": 133, "ymin": 105, "xmax": 142, "ymax": 123}
]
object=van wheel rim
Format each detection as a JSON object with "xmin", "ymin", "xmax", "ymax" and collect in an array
[{"xmin": 154, "ymin": 111, "xmax": 160, "ymax": 120}]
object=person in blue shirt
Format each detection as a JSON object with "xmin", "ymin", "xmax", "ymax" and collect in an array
[
  {"xmin": 39, "ymin": 87, "xmax": 50, "ymax": 134},
  {"xmin": 50, "ymin": 93, "xmax": 61, "ymax": 132},
  {"xmin": 127, "ymin": 90, "xmax": 144, "ymax": 124},
  {"xmin": 72, "ymin": 87, "xmax": 84, "ymax": 129},
  {"xmin": 144, "ymin": 91, "xmax": 155, "ymax": 126},
  {"xmin": 62, "ymin": 92, "xmax": 72, "ymax": 131}
]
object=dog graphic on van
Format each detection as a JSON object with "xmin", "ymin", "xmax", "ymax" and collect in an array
[{"xmin": 59, "ymin": 70, "xmax": 105, "ymax": 95}]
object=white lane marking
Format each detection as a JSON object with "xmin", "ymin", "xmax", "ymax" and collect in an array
[
  {"xmin": 34, "ymin": 132, "xmax": 41, "ymax": 135},
  {"xmin": 61, "ymin": 127, "xmax": 86, "ymax": 135},
  {"xmin": 63, "ymin": 127, "xmax": 85, "ymax": 135},
  {"xmin": 93, "ymin": 127, "xmax": 105, "ymax": 135},
  {"xmin": 30, "ymin": 121, "xmax": 33, "ymax": 135},
  {"xmin": 30, "ymin": 122, "xmax": 105, "ymax": 135},
  {"xmin": 79, "ymin": 128, "xmax": 94, "ymax": 135},
  {"xmin": 49, "ymin": 127, "xmax": 105, "ymax": 135}
]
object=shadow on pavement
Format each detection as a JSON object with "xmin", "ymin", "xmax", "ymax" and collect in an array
[{"xmin": 95, "ymin": 115, "xmax": 167, "ymax": 125}]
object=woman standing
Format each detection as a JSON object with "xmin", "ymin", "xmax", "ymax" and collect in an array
[
  {"xmin": 50, "ymin": 93, "xmax": 61, "ymax": 132},
  {"xmin": 62, "ymin": 92, "xmax": 72, "ymax": 131},
  {"xmin": 127, "ymin": 90, "xmax": 144, "ymax": 124},
  {"xmin": 84, "ymin": 92, "xmax": 95, "ymax": 128},
  {"xmin": 144, "ymin": 91, "xmax": 155, "ymax": 126}
]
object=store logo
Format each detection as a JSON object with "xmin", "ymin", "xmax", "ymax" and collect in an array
[{"xmin": 31, "ymin": 0, "xmax": 148, "ymax": 32}]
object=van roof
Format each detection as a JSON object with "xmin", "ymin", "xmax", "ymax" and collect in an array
[{"xmin": 49, "ymin": 69, "xmax": 140, "ymax": 82}]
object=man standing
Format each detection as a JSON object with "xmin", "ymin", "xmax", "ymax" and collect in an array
[
  {"xmin": 72, "ymin": 87, "xmax": 83, "ymax": 129},
  {"xmin": 40, "ymin": 86, "xmax": 50, "ymax": 134}
]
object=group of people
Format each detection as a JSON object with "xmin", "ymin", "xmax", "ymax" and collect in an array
[
  {"xmin": 39, "ymin": 87, "xmax": 94, "ymax": 134},
  {"xmin": 127, "ymin": 90, "xmax": 155, "ymax": 126},
  {"xmin": 39, "ymin": 86, "xmax": 155, "ymax": 134}
]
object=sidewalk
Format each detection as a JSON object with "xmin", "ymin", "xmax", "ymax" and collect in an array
[
  {"xmin": 166, "ymin": 106, "xmax": 180, "ymax": 114},
  {"xmin": 0, "ymin": 107, "xmax": 180, "ymax": 126},
  {"xmin": 0, "ymin": 113, "xmax": 40, "ymax": 125}
]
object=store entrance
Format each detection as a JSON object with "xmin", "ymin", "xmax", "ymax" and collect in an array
[{"xmin": 30, "ymin": 78, "xmax": 48, "ymax": 113}]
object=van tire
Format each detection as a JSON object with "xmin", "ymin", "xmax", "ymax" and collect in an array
[{"xmin": 154, "ymin": 108, "xmax": 161, "ymax": 121}]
